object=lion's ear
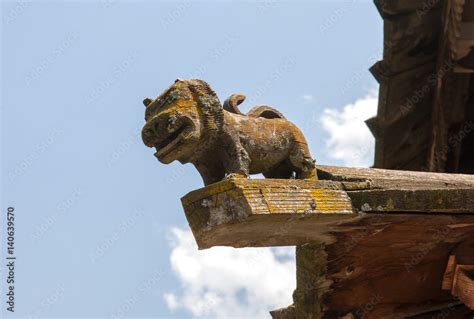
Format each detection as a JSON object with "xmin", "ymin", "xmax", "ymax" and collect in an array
[
  {"xmin": 175, "ymin": 78, "xmax": 183, "ymax": 83},
  {"xmin": 143, "ymin": 98, "xmax": 153, "ymax": 107}
]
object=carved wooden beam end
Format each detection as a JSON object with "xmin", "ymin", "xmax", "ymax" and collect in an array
[{"xmin": 181, "ymin": 177, "xmax": 356, "ymax": 249}]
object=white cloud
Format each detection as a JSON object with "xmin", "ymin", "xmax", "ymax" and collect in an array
[
  {"xmin": 164, "ymin": 227, "xmax": 296, "ymax": 318},
  {"xmin": 301, "ymin": 94, "xmax": 314, "ymax": 101},
  {"xmin": 320, "ymin": 91, "xmax": 377, "ymax": 167},
  {"xmin": 163, "ymin": 293, "xmax": 178, "ymax": 311}
]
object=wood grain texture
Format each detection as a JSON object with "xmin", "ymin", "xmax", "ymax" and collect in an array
[
  {"xmin": 320, "ymin": 214, "xmax": 474, "ymax": 318},
  {"xmin": 349, "ymin": 188, "xmax": 474, "ymax": 213},
  {"xmin": 181, "ymin": 178, "xmax": 356, "ymax": 249},
  {"xmin": 180, "ymin": 165, "xmax": 474, "ymax": 317},
  {"xmin": 370, "ymin": 0, "xmax": 474, "ymax": 173},
  {"xmin": 443, "ymin": 253, "xmax": 474, "ymax": 310},
  {"xmin": 317, "ymin": 165, "xmax": 474, "ymax": 189},
  {"xmin": 452, "ymin": 267, "xmax": 474, "ymax": 310}
]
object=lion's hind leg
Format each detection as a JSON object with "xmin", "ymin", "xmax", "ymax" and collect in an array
[
  {"xmin": 262, "ymin": 162, "xmax": 293, "ymax": 179},
  {"xmin": 288, "ymin": 145, "xmax": 317, "ymax": 180}
]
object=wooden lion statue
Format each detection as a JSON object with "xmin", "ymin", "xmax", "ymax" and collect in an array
[{"xmin": 141, "ymin": 79, "xmax": 316, "ymax": 185}]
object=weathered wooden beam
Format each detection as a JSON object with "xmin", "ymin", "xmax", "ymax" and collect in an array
[
  {"xmin": 350, "ymin": 188, "xmax": 474, "ymax": 213},
  {"xmin": 181, "ymin": 178, "xmax": 356, "ymax": 249},
  {"xmin": 180, "ymin": 165, "xmax": 474, "ymax": 318},
  {"xmin": 316, "ymin": 165, "xmax": 474, "ymax": 189},
  {"xmin": 181, "ymin": 166, "xmax": 474, "ymax": 249}
]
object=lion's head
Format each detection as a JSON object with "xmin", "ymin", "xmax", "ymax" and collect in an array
[{"xmin": 141, "ymin": 79, "xmax": 223, "ymax": 164}]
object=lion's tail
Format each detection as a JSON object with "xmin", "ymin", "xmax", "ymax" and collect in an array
[{"xmin": 223, "ymin": 94, "xmax": 286, "ymax": 119}]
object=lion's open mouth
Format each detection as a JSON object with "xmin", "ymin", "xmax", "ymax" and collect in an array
[{"xmin": 154, "ymin": 124, "xmax": 188, "ymax": 158}]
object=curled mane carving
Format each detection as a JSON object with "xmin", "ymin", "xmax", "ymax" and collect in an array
[{"xmin": 186, "ymin": 79, "xmax": 224, "ymax": 132}]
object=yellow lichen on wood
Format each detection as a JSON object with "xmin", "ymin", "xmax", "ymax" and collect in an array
[
  {"xmin": 182, "ymin": 178, "xmax": 354, "ymax": 216},
  {"xmin": 242, "ymin": 187, "xmax": 353, "ymax": 215}
]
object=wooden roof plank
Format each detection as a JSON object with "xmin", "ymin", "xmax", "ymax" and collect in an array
[{"xmin": 181, "ymin": 166, "xmax": 474, "ymax": 249}]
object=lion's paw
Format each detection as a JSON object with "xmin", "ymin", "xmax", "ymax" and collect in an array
[{"xmin": 224, "ymin": 173, "xmax": 249, "ymax": 180}]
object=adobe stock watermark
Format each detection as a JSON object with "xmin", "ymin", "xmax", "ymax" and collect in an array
[
  {"xmin": 357, "ymin": 293, "xmax": 383, "ymax": 318},
  {"xmin": 340, "ymin": 51, "xmax": 385, "ymax": 95},
  {"xmin": 161, "ymin": 0, "xmax": 191, "ymax": 30},
  {"xmin": 301, "ymin": 108, "xmax": 322, "ymax": 134},
  {"xmin": 430, "ymin": 301, "xmax": 463, "ymax": 319},
  {"xmin": 110, "ymin": 267, "xmax": 166, "ymax": 319},
  {"xmin": 27, "ymin": 284, "xmax": 65, "ymax": 319},
  {"xmin": 404, "ymin": 222, "xmax": 453, "ymax": 272},
  {"xmin": 399, "ymin": 60, "xmax": 455, "ymax": 116},
  {"xmin": 416, "ymin": 0, "xmax": 441, "ymax": 19},
  {"xmin": 9, "ymin": 127, "xmax": 63, "ymax": 183},
  {"xmin": 106, "ymin": 129, "xmax": 139, "ymax": 168},
  {"xmin": 6, "ymin": 207, "xmax": 16, "ymax": 313},
  {"xmin": 25, "ymin": 33, "xmax": 80, "ymax": 87},
  {"xmin": 246, "ymin": 56, "xmax": 295, "ymax": 105},
  {"xmin": 163, "ymin": 165, "xmax": 186, "ymax": 184},
  {"xmin": 89, "ymin": 208, "xmax": 145, "ymax": 263},
  {"xmin": 31, "ymin": 187, "xmax": 83, "ymax": 242},
  {"xmin": 319, "ymin": 0, "xmax": 357, "ymax": 34},
  {"xmin": 340, "ymin": 40, "xmax": 393, "ymax": 96},
  {"xmin": 193, "ymin": 295, "xmax": 218, "ymax": 319},
  {"xmin": 257, "ymin": 0, "xmax": 278, "ymax": 15},
  {"xmin": 2, "ymin": 0, "xmax": 31, "ymax": 25},
  {"xmin": 190, "ymin": 33, "xmax": 239, "ymax": 79},
  {"xmin": 342, "ymin": 215, "xmax": 387, "ymax": 253},
  {"xmin": 100, "ymin": 0, "xmax": 117, "ymax": 9},
  {"xmin": 429, "ymin": 120, "xmax": 474, "ymax": 170},
  {"xmin": 85, "ymin": 51, "xmax": 139, "ymax": 105}
]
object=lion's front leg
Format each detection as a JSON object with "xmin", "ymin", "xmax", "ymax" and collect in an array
[
  {"xmin": 194, "ymin": 162, "xmax": 225, "ymax": 186},
  {"xmin": 220, "ymin": 137, "xmax": 250, "ymax": 180}
]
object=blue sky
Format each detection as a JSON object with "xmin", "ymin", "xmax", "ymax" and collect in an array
[{"xmin": 1, "ymin": 1, "xmax": 381, "ymax": 318}]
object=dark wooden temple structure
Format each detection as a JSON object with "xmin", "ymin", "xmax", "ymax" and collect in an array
[
  {"xmin": 368, "ymin": 0, "xmax": 474, "ymax": 173},
  {"xmin": 180, "ymin": 0, "xmax": 474, "ymax": 318}
]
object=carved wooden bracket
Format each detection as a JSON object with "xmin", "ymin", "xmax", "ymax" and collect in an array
[
  {"xmin": 181, "ymin": 165, "xmax": 474, "ymax": 318},
  {"xmin": 443, "ymin": 255, "xmax": 474, "ymax": 310}
]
